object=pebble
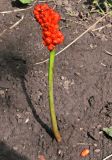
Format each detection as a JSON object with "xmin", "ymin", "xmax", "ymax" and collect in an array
[
  {"xmin": 99, "ymin": 131, "xmax": 103, "ymax": 135},
  {"xmin": 94, "ymin": 149, "xmax": 101, "ymax": 153},
  {"xmin": 16, "ymin": 113, "xmax": 22, "ymax": 119},
  {"xmin": 0, "ymin": 89, "xmax": 5, "ymax": 98},
  {"xmin": 25, "ymin": 118, "xmax": 29, "ymax": 123},
  {"xmin": 13, "ymin": 146, "xmax": 18, "ymax": 151},
  {"xmin": 57, "ymin": 149, "xmax": 63, "ymax": 157},
  {"xmin": 80, "ymin": 128, "xmax": 84, "ymax": 131},
  {"xmin": 94, "ymin": 143, "xmax": 98, "ymax": 147},
  {"xmin": 58, "ymin": 149, "xmax": 62, "ymax": 155},
  {"xmin": 56, "ymin": 0, "xmax": 62, "ymax": 6},
  {"xmin": 97, "ymin": 125, "xmax": 102, "ymax": 129},
  {"xmin": 60, "ymin": 76, "xmax": 65, "ymax": 80},
  {"xmin": 63, "ymin": 80, "xmax": 70, "ymax": 90}
]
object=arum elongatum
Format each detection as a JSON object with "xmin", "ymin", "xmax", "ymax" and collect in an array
[{"xmin": 33, "ymin": 4, "xmax": 64, "ymax": 142}]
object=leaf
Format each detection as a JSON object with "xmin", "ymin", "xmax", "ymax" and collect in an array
[
  {"xmin": 108, "ymin": 0, "xmax": 112, "ymax": 6},
  {"xmin": 103, "ymin": 127, "xmax": 112, "ymax": 137},
  {"xmin": 19, "ymin": 0, "xmax": 34, "ymax": 4}
]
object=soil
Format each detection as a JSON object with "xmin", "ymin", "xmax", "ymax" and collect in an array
[{"xmin": 0, "ymin": 0, "xmax": 112, "ymax": 160}]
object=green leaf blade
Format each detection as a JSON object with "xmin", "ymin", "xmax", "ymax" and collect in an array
[
  {"xmin": 103, "ymin": 127, "xmax": 112, "ymax": 137},
  {"xmin": 19, "ymin": 0, "xmax": 34, "ymax": 4}
]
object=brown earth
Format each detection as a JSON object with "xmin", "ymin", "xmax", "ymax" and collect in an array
[{"xmin": 0, "ymin": 0, "xmax": 112, "ymax": 160}]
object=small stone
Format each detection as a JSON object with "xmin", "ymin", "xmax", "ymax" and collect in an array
[
  {"xmin": 16, "ymin": 109, "xmax": 20, "ymax": 112},
  {"xmin": 60, "ymin": 76, "xmax": 65, "ymax": 80},
  {"xmin": 77, "ymin": 118, "xmax": 80, "ymax": 122},
  {"xmin": 58, "ymin": 149, "xmax": 62, "ymax": 155},
  {"xmin": 56, "ymin": 0, "xmax": 62, "ymax": 6},
  {"xmin": 13, "ymin": 146, "xmax": 18, "ymax": 151},
  {"xmin": 16, "ymin": 113, "xmax": 22, "ymax": 119},
  {"xmin": 16, "ymin": 13, "xmax": 22, "ymax": 18},
  {"xmin": 38, "ymin": 90, "xmax": 42, "ymax": 99},
  {"xmin": 57, "ymin": 149, "xmax": 63, "ymax": 157},
  {"xmin": 25, "ymin": 118, "xmax": 29, "ymax": 123},
  {"xmin": 45, "ymin": 73, "xmax": 48, "ymax": 77},
  {"xmin": 71, "ymin": 80, "xmax": 74, "ymax": 85},
  {"xmin": 88, "ymin": 96, "xmax": 95, "ymax": 107},
  {"xmin": 90, "ymin": 44, "xmax": 94, "ymax": 49},
  {"xmin": 63, "ymin": 80, "xmax": 70, "ymax": 90},
  {"xmin": 0, "ymin": 90, "xmax": 5, "ymax": 98},
  {"xmin": 63, "ymin": 0, "xmax": 68, "ymax": 5},
  {"xmin": 94, "ymin": 143, "xmax": 98, "ymax": 147},
  {"xmin": 40, "ymin": 134, "xmax": 44, "ymax": 138},
  {"xmin": 78, "ymin": 11, "xmax": 84, "ymax": 19},
  {"xmin": 94, "ymin": 149, "xmax": 100, "ymax": 153},
  {"xmin": 97, "ymin": 125, "xmax": 102, "ymax": 129},
  {"xmin": 3, "ymin": 137, "xmax": 7, "ymax": 140},
  {"xmin": 99, "ymin": 131, "xmax": 103, "ymax": 135},
  {"xmin": 80, "ymin": 128, "xmax": 84, "ymax": 131}
]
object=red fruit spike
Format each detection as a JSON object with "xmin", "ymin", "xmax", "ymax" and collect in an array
[
  {"xmin": 48, "ymin": 44, "xmax": 55, "ymax": 51},
  {"xmin": 35, "ymin": 14, "xmax": 40, "ymax": 19},
  {"xmin": 34, "ymin": 4, "xmax": 42, "ymax": 11},
  {"xmin": 42, "ymin": 27, "xmax": 48, "ymax": 31},
  {"xmin": 51, "ymin": 34, "xmax": 56, "ymax": 40},
  {"xmin": 33, "ymin": 4, "xmax": 64, "ymax": 51},
  {"xmin": 54, "ymin": 14, "xmax": 60, "ymax": 21},
  {"xmin": 51, "ymin": 25, "xmax": 59, "ymax": 31},
  {"xmin": 53, "ymin": 39, "xmax": 59, "ymax": 45},
  {"xmin": 44, "ymin": 31, "xmax": 51, "ymax": 37},
  {"xmin": 43, "ymin": 22, "xmax": 50, "ymax": 28},
  {"xmin": 42, "ymin": 17, "xmax": 50, "ymax": 23},
  {"xmin": 60, "ymin": 35, "xmax": 64, "ymax": 42},
  {"xmin": 44, "ymin": 37, "xmax": 52, "ymax": 45},
  {"xmin": 56, "ymin": 31, "xmax": 63, "ymax": 37},
  {"xmin": 33, "ymin": 10, "xmax": 39, "ymax": 15},
  {"xmin": 38, "ymin": 19, "xmax": 43, "ymax": 24},
  {"xmin": 43, "ymin": 40, "xmax": 47, "ymax": 46},
  {"xmin": 41, "ymin": 23, "xmax": 45, "ymax": 27},
  {"xmin": 41, "ymin": 4, "xmax": 49, "ymax": 10},
  {"xmin": 53, "ymin": 38, "xmax": 62, "ymax": 44}
]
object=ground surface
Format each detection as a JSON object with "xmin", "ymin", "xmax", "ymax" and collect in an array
[{"xmin": 0, "ymin": 0, "xmax": 112, "ymax": 160}]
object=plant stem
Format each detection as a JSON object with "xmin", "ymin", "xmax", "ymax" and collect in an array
[{"xmin": 48, "ymin": 49, "xmax": 61, "ymax": 142}]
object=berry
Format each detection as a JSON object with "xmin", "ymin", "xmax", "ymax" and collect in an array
[
  {"xmin": 48, "ymin": 44, "xmax": 55, "ymax": 51},
  {"xmin": 44, "ymin": 37, "xmax": 52, "ymax": 45}
]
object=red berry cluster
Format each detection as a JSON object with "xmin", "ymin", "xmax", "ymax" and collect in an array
[{"xmin": 33, "ymin": 4, "xmax": 64, "ymax": 51}]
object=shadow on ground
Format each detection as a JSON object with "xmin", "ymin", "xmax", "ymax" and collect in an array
[
  {"xmin": 0, "ymin": 141, "xmax": 29, "ymax": 160},
  {"xmin": 0, "ymin": 50, "xmax": 54, "ymax": 139}
]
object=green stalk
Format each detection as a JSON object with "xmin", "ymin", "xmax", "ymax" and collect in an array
[{"xmin": 48, "ymin": 49, "xmax": 61, "ymax": 142}]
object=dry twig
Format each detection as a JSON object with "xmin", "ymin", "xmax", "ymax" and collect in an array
[
  {"xmin": 0, "ymin": 6, "xmax": 32, "ymax": 14},
  {"xmin": 0, "ymin": 0, "xmax": 37, "ymax": 14},
  {"xmin": 10, "ymin": 15, "xmax": 24, "ymax": 29},
  {"xmin": 104, "ymin": 50, "xmax": 112, "ymax": 56},
  {"xmin": 103, "ymin": 154, "xmax": 112, "ymax": 160},
  {"xmin": 0, "ymin": 15, "xmax": 24, "ymax": 37},
  {"xmin": 92, "ymin": 23, "xmax": 112, "ymax": 32},
  {"xmin": 0, "ymin": 29, "xmax": 7, "ymax": 37}
]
